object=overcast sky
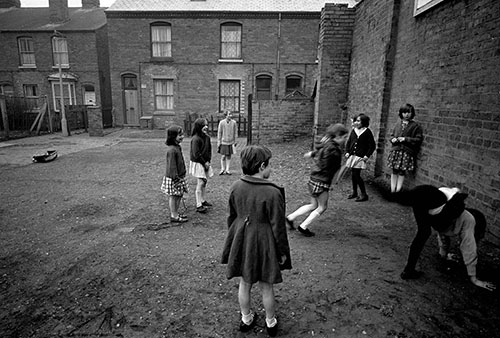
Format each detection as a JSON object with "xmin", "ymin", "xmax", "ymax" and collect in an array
[{"xmin": 21, "ymin": 0, "xmax": 116, "ymax": 7}]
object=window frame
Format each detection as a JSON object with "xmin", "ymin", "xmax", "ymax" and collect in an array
[
  {"xmin": 51, "ymin": 81, "xmax": 76, "ymax": 112},
  {"xmin": 220, "ymin": 22, "xmax": 242, "ymax": 60},
  {"xmin": 18, "ymin": 36, "xmax": 36, "ymax": 67},
  {"xmin": 151, "ymin": 22, "xmax": 172, "ymax": 59},
  {"xmin": 153, "ymin": 79, "xmax": 174, "ymax": 111},
  {"xmin": 52, "ymin": 36, "xmax": 69, "ymax": 68},
  {"xmin": 414, "ymin": 0, "xmax": 447, "ymax": 16},
  {"xmin": 0, "ymin": 83, "xmax": 14, "ymax": 96},
  {"xmin": 285, "ymin": 75, "xmax": 304, "ymax": 95},
  {"xmin": 23, "ymin": 84, "xmax": 39, "ymax": 98},
  {"xmin": 219, "ymin": 80, "xmax": 241, "ymax": 113},
  {"xmin": 255, "ymin": 74, "xmax": 272, "ymax": 100}
]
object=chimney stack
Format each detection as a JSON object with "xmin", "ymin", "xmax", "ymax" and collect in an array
[
  {"xmin": 0, "ymin": 0, "xmax": 21, "ymax": 8},
  {"xmin": 82, "ymin": 0, "xmax": 100, "ymax": 9},
  {"xmin": 49, "ymin": 0, "xmax": 69, "ymax": 23}
]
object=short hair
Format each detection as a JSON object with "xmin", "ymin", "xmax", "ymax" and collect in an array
[
  {"xmin": 192, "ymin": 118, "xmax": 207, "ymax": 137},
  {"xmin": 165, "ymin": 125, "xmax": 183, "ymax": 146},
  {"xmin": 325, "ymin": 123, "xmax": 348, "ymax": 138},
  {"xmin": 399, "ymin": 103, "xmax": 415, "ymax": 119},
  {"xmin": 356, "ymin": 113, "xmax": 370, "ymax": 128},
  {"xmin": 240, "ymin": 145, "xmax": 272, "ymax": 175}
]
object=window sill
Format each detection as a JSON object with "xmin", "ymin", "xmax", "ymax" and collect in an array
[
  {"xmin": 52, "ymin": 65, "xmax": 70, "ymax": 70},
  {"xmin": 153, "ymin": 111, "xmax": 176, "ymax": 116},
  {"xmin": 218, "ymin": 59, "xmax": 243, "ymax": 63},
  {"xmin": 151, "ymin": 57, "xmax": 174, "ymax": 63},
  {"xmin": 18, "ymin": 65, "xmax": 37, "ymax": 69}
]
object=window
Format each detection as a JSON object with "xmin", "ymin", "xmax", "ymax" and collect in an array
[
  {"xmin": 151, "ymin": 23, "xmax": 172, "ymax": 58},
  {"xmin": 221, "ymin": 23, "xmax": 242, "ymax": 59},
  {"xmin": 414, "ymin": 0, "xmax": 447, "ymax": 16},
  {"xmin": 52, "ymin": 36, "xmax": 69, "ymax": 67},
  {"xmin": 0, "ymin": 83, "xmax": 14, "ymax": 96},
  {"xmin": 219, "ymin": 80, "xmax": 240, "ymax": 112},
  {"xmin": 285, "ymin": 75, "xmax": 303, "ymax": 95},
  {"xmin": 18, "ymin": 37, "xmax": 36, "ymax": 67},
  {"xmin": 51, "ymin": 82, "xmax": 76, "ymax": 112},
  {"xmin": 255, "ymin": 75, "xmax": 272, "ymax": 100},
  {"xmin": 154, "ymin": 79, "xmax": 174, "ymax": 110},
  {"xmin": 23, "ymin": 84, "xmax": 38, "ymax": 97},
  {"xmin": 84, "ymin": 85, "xmax": 96, "ymax": 105}
]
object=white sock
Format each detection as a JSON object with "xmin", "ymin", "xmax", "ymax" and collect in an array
[
  {"xmin": 266, "ymin": 316, "xmax": 277, "ymax": 328},
  {"xmin": 242, "ymin": 311, "xmax": 254, "ymax": 324}
]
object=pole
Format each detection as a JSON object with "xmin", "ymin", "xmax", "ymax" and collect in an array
[{"xmin": 58, "ymin": 56, "xmax": 69, "ymax": 136}]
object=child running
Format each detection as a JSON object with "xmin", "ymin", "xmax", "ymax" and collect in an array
[
  {"xmin": 160, "ymin": 125, "xmax": 188, "ymax": 223},
  {"xmin": 221, "ymin": 145, "xmax": 291, "ymax": 337},
  {"xmin": 286, "ymin": 123, "xmax": 349, "ymax": 237}
]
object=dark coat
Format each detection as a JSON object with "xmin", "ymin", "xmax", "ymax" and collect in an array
[
  {"xmin": 221, "ymin": 176, "xmax": 292, "ymax": 284},
  {"xmin": 310, "ymin": 139, "xmax": 342, "ymax": 185},
  {"xmin": 165, "ymin": 144, "xmax": 186, "ymax": 180}
]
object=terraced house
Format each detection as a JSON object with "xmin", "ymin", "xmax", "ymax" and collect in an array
[
  {"xmin": 0, "ymin": 0, "xmax": 112, "ymax": 130},
  {"xmin": 105, "ymin": 0, "xmax": 354, "ymax": 136}
]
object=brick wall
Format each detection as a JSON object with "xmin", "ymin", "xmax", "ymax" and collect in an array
[
  {"xmin": 107, "ymin": 13, "xmax": 321, "ymax": 128},
  {"xmin": 315, "ymin": 4, "xmax": 356, "ymax": 135},
  {"xmin": 348, "ymin": 0, "xmax": 500, "ymax": 243},
  {"xmin": 251, "ymin": 98, "xmax": 314, "ymax": 144}
]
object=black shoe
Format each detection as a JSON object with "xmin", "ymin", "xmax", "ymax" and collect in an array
[
  {"xmin": 285, "ymin": 217, "xmax": 295, "ymax": 230},
  {"xmin": 170, "ymin": 216, "xmax": 188, "ymax": 223},
  {"xmin": 400, "ymin": 269, "xmax": 423, "ymax": 280},
  {"xmin": 219, "ymin": 171, "xmax": 225, "ymax": 175},
  {"xmin": 347, "ymin": 194, "xmax": 358, "ymax": 199},
  {"xmin": 355, "ymin": 194, "xmax": 368, "ymax": 202},
  {"xmin": 267, "ymin": 320, "xmax": 278, "ymax": 337},
  {"xmin": 297, "ymin": 226, "xmax": 315, "ymax": 237},
  {"xmin": 196, "ymin": 205, "xmax": 208, "ymax": 213},
  {"xmin": 202, "ymin": 201, "xmax": 212, "ymax": 207},
  {"xmin": 239, "ymin": 313, "xmax": 257, "ymax": 332}
]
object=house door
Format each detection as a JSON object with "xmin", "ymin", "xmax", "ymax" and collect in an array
[{"xmin": 122, "ymin": 74, "xmax": 139, "ymax": 125}]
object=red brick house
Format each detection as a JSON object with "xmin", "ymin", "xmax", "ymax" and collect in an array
[
  {"xmin": 0, "ymin": 0, "xmax": 112, "ymax": 129},
  {"xmin": 105, "ymin": 0, "xmax": 353, "ymax": 130}
]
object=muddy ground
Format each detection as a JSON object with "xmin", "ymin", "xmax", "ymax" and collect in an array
[{"xmin": 0, "ymin": 130, "xmax": 499, "ymax": 338}]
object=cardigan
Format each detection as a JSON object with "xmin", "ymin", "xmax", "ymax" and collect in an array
[
  {"xmin": 190, "ymin": 134, "xmax": 212, "ymax": 165},
  {"xmin": 165, "ymin": 144, "xmax": 186, "ymax": 180},
  {"xmin": 310, "ymin": 139, "xmax": 342, "ymax": 185},
  {"xmin": 345, "ymin": 127, "xmax": 376, "ymax": 158},
  {"xmin": 390, "ymin": 120, "xmax": 423, "ymax": 156},
  {"xmin": 217, "ymin": 119, "xmax": 237, "ymax": 146}
]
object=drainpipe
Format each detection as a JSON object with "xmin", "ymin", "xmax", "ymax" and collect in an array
[{"xmin": 275, "ymin": 13, "xmax": 281, "ymax": 100}]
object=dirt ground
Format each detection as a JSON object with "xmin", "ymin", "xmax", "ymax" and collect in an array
[{"xmin": 0, "ymin": 129, "xmax": 499, "ymax": 338}]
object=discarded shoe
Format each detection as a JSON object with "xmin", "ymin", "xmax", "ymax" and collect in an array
[{"xmin": 32, "ymin": 150, "xmax": 58, "ymax": 163}]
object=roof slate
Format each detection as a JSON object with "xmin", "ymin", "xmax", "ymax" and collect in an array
[
  {"xmin": 0, "ymin": 7, "xmax": 106, "ymax": 32},
  {"xmin": 106, "ymin": 0, "xmax": 355, "ymax": 12}
]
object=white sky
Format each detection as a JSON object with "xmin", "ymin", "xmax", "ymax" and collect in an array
[{"xmin": 21, "ymin": 0, "xmax": 116, "ymax": 7}]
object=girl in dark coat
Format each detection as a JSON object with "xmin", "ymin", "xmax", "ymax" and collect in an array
[
  {"xmin": 387, "ymin": 103, "xmax": 423, "ymax": 193},
  {"xmin": 221, "ymin": 145, "xmax": 291, "ymax": 337},
  {"xmin": 345, "ymin": 113, "xmax": 376, "ymax": 202}
]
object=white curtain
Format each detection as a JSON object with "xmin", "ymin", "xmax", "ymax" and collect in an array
[{"xmin": 152, "ymin": 26, "xmax": 172, "ymax": 57}]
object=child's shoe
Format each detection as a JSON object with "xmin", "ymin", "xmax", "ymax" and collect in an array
[
  {"xmin": 170, "ymin": 216, "xmax": 188, "ymax": 223},
  {"xmin": 196, "ymin": 205, "xmax": 208, "ymax": 213},
  {"xmin": 347, "ymin": 193, "xmax": 358, "ymax": 199},
  {"xmin": 239, "ymin": 312, "xmax": 256, "ymax": 332},
  {"xmin": 297, "ymin": 226, "xmax": 315, "ymax": 237},
  {"xmin": 202, "ymin": 201, "xmax": 213, "ymax": 207},
  {"xmin": 266, "ymin": 317, "xmax": 278, "ymax": 337}
]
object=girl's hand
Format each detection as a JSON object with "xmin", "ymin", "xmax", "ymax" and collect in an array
[
  {"xmin": 345, "ymin": 153, "xmax": 350, "ymax": 158},
  {"xmin": 279, "ymin": 255, "xmax": 287, "ymax": 265},
  {"xmin": 470, "ymin": 276, "xmax": 496, "ymax": 291},
  {"xmin": 391, "ymin": 137, "xmax": 398, "ymax": 143},
  {"xmin": 204, "ymin": 162, "xmax": 210, "ymax": 171}
]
